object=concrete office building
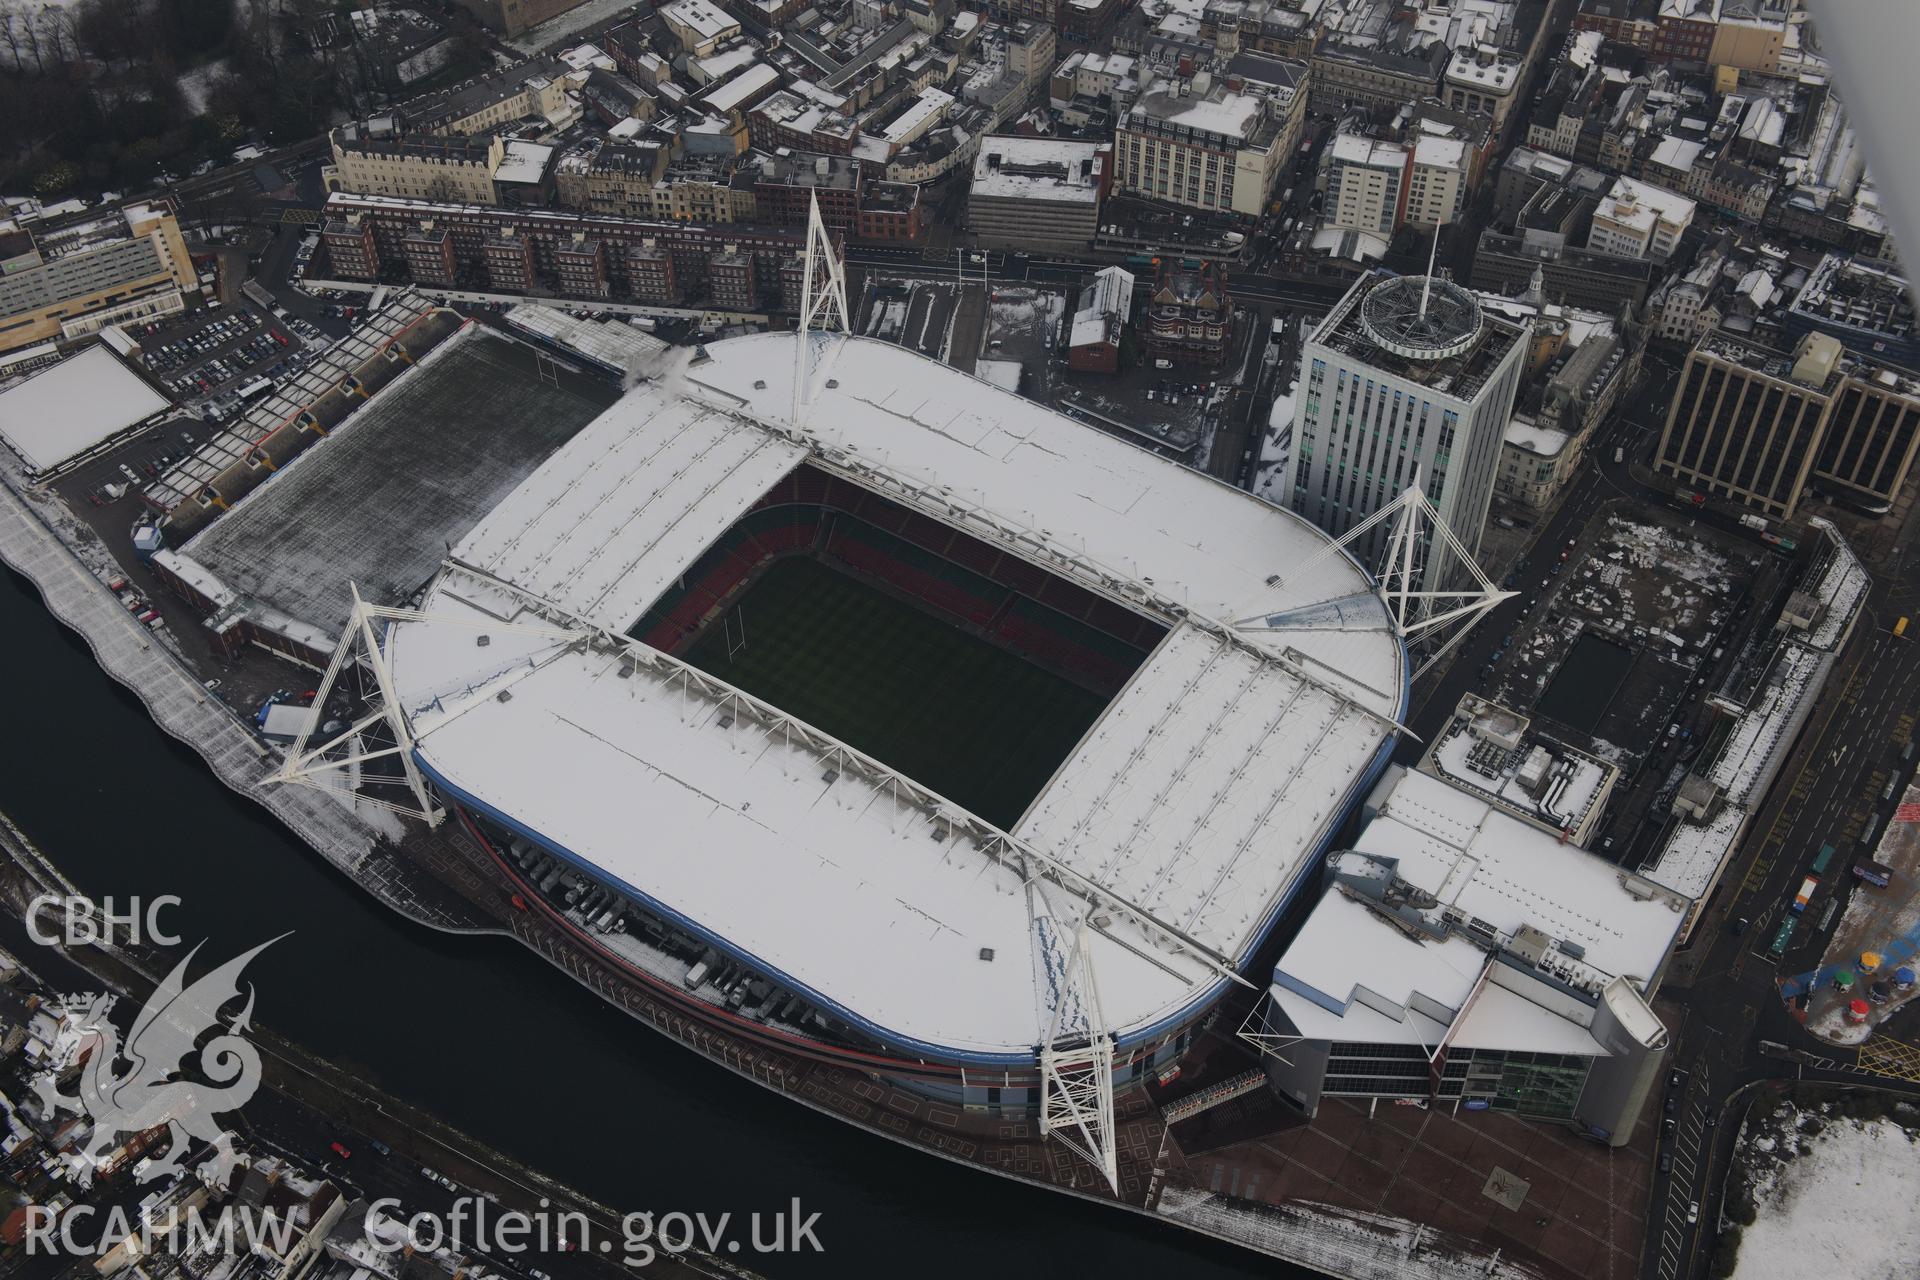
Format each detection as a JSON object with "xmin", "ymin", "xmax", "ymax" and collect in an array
[
  {"xmin": 1289, "ymin": 269, "xmax": 1527, "ymax": 588},
  {"xmin": 967, "ymin": 137, "xmax": 1104, "ymax": 253},
  {"xmin": 0, "ymin": 202, "xmax": 196, "ymax": 354},
  {"xmin": 1655, "ymin": 330, "xmax": 1920, "ymax": 518}
]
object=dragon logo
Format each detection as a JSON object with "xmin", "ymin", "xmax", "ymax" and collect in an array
[{"xmin": 33, "ymin": 938, "xmax": 283, "ymax": 1187}]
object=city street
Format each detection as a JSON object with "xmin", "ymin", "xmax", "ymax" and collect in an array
[{"xmin": 1634, "ymin": 529, "xmax": 1920, "ymax": 1280}]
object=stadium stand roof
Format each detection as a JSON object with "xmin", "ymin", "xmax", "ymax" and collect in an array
[
  {"xmin": 383, "ymin": 333, "xmax": 1406, "ymax": 1060},
  {"xmin": 171, "ymin": 326, "xmax": 613, "ymax": 636}
]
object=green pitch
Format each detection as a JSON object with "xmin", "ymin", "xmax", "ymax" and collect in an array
[{"xmin": 684, "ymin": 556, "xmax": 1110, "ymax": 829}]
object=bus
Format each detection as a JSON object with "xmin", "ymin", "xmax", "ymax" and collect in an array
[
  {"xmin": 1854, "ymin": 859, "xmax": 1895, "ymax": 888},
  {"xmin": 234, "ymin": 376, "xmax": 274, "ymax": 403},
  {"xmin": 1768, "ymin": 917, "xmax": 1797, "ymax": 958},
  {"xmin": 1811, "ymin": 843, "xmax": 1837, "ymax": 875}
]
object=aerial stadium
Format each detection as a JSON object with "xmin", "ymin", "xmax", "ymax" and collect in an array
[{"xmin": 276, "ymin": 223, "xmax": 1413, "ymax": 1186}]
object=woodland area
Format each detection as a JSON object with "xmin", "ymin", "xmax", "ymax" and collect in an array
[{"xmin": 0, "ymin": 0, "xmax": 487, "ymax": 197}]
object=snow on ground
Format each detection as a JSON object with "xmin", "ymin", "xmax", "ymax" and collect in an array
[
  {"xmin": 506, "ymin": 0, "xmax": 645, "ymax": 54},
  {"xmin": 864, "ymin": 298, "xmax": 909, "ymax": 341},
  {"xmin": 1156, "ymin": 1187, "xmax": 1542, "ymax": 1280},
  {"xmin": 1731, "ymin": 1102, "xmax": 1920, "ymax": 1280},
  {"xmin": 986, "ymin": 286, "xmax": 1064, "ymax": 350},
  {"xmin": 1803, "ymin": 1001, "xmax": 1874, "ymax": 1044},
  {"xmin": 176, "ymin": 59, "xmax": 230, "ymax": 115},
  {"xmin": 1251, "ymin": 378, "xmax": 1297, "ymax": 505}
]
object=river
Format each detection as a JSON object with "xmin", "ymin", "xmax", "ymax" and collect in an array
[{"xmin": 0, "ymin": 565, "xmax": 1298, "ymax": 1280}]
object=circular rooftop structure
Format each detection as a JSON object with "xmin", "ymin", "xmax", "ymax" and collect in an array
[{"xmin": 1359, "ymin": 274, "xmax": 1484, "ymax": 361}]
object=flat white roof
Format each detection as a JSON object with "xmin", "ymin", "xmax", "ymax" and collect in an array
[
  {"xmin": 1349, "ymin": 771, "xmax": 1685, "ymax": 987},
  {"xmin": 1132, "ymin": 79, "xmax": 1265, "ymax": 142},
  {"xmin": 1601, "ymin": 175, "xmax": 1697, "ymax": 231},
  {"xmin": 1330, "ymin": 133, "xmax": 1404, "ymax": 169},
  {"xmin": 704, "ymin": 63, "xmax": 779, "ymax": 114},
  {"xmin": 1651, "ymin": 134, "xmax": 1705, "ymax": 173},
  {"xmin": 971, "ymin": 137, "xmax": 1101, "ymax": 204},
  {"xmin": 386, "ymin": 334, "xmax": 1404, "ymax": 1058},
  {"xmin": 1412, "ymin": 134, "xmax": 1466, "ymax": 171},
  {"xmin": 879, "ymin": 88, "xmax": 954, "ymax": 143},
  {"xmin": 0, "ymin": 345, "xmax": 168, "ymax": 474},
  {"xmin": 494, "ymin": 141, "xmax": 554, "ymax": 185},
  {"xmin": 1503, "ymin": 416, "xmax": 1569, "ymax": 458},
  {"xmin": 1272, "ymin": 769, "xmax": 1684, "ymax": 1052},
  {"xmin": 663, "ymin": 0, "xmax": 736, "ymax": 38},
  {"xmin": 1444, "ymin": 46, "xmax": 1519, "ymax": 91}
]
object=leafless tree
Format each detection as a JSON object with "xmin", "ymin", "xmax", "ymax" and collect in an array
[{"xmin": 0, "ymin": 6, "xmax": 25, "ymax": 73}]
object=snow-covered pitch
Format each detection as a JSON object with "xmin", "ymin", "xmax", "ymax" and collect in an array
[{"xmin": 383, "ymin": 334, "xmax": 1407, "ymax": 1064}]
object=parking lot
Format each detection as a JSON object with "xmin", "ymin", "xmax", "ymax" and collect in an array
[{"xmin": 134, "ymin": 303, "xmax": 321, "ymax": 421}]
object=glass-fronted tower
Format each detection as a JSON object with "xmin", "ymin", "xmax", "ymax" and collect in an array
[{"xmin": 1288, "ymin": 270, "xmax": 1528, "ymax": 588}]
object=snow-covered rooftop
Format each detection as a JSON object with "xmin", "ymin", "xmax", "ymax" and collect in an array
[
  {"xmin": 0, "ymin": 346, "xmax": 168, "ymax": 475},
  {"xmin": 1444, "ymin": 46, "xmax": 1519, "ymax": 92},
  {"xmin": 970, "ymin": 136, "xmax": 1101, "ymax": 204},
  {"xmin": 1503, "ymin": 416, "xmax": 1569, "ymax": 457},
  {"xmin": 180, "ymin": 327, "xmax": 611, "ymax": 637},
  {"xmin": 663, "ymin": 0, "xmax": 736, "ymax": 39},
  {"xmin": 1272, "ymin": 769, "xmax": 1684, "ymax": 1051},
  {"xmin": 494, "ymin": 140, "xmax": 554, "ymax": 185},
  {"xmin": 1330, "ymin": 132, "xmax": 1404, "ymax": 169},
  {"xmin": 502, "ymin": 303, "xmax": 670, "ymax": 379},
  {"xmin": 1346, "ymin": 771, "xmax": 1684, "ymax": 988},
  {"xmin": 385, "ymin": 333, "xmax": 1406, "ymax": 1059},
  {"xmin": 1128, "ymin": 77, "xmax": 1269, "ymax": 144},
  {"xmin": 1070, "ymin": 265, "xmax": 1134, "ymax": 348},
  {"xmin": 1650, "ymin": 134, "xmax": 1705, "ymax": 173},
  {"xmin": 1412, "ymin": 134, "xmax": 1466, "ymax": 171},
  {"xmin": 1598, "ymin": 175, "xmax": 1697, "ymax": 233},
  {"xmin": 704, "ymin": 63, "xmax": 779, "ymax": 115}
]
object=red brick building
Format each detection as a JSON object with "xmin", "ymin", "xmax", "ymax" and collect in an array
[{"xmin": 1142, "ymin": 260, "xmax": 1232, "ymax": 368}]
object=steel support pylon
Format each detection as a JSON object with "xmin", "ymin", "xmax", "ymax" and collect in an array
[
  {"xmin": 791, "ymin": 191, "xmax": 850, "ymax": 427},
  {"xmin": 265, "ymin": 587, "xmax": 588, "ymax": 824},
  {"xmin": 1039, "ymin": 919, "xmax": 1120, "ymax": 1193},
  {"xmin": 1236, "ymin": 477, "xmax": 1514, "ymax": 680},
  {"xmin": 265, "ymin": 586, "xmax": 445, "ymax": 825}
]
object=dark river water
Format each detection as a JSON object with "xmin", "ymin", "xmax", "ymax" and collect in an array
[{"xmin": 0, "ymin": 565, "xmax": 1307, "ymax": 1280}]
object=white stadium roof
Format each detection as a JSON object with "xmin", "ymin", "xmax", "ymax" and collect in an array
[
  {"xmin": 0, "ymin": 346, "xmax": 168, "ymax": 475},
  {"xmin": 385, "ymin": 333, "xmax": 1405, "ymax": 1060}
]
